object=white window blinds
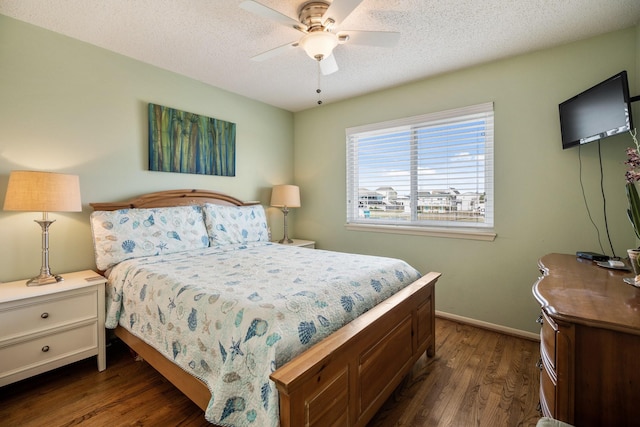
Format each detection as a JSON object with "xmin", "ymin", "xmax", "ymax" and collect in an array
[{"xmin": 346, "ymin": 102, "xmax": 494, "ymax": 230}]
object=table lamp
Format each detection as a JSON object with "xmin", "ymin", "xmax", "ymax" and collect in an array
[
  {"xmin": 3, "ymin": 170, "xmax": 82, "ymax": 286},
  {"xmin": 270, "ymin": 184, "xmax": 300, "ymax": 244}
]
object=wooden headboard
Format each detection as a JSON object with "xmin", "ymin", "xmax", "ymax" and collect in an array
[{"xmin": 89, "ymin": 189, "xmax": 258, "ymax": 211}]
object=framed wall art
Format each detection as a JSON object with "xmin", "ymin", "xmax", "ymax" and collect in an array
[{"xmin": 148, "ymin": 103, "xmax": 236, "ymax": 176}]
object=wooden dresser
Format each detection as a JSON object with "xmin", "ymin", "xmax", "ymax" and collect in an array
[{"xmin": 533, "ymin": 253, "xmax": 640, "ymax": 426}]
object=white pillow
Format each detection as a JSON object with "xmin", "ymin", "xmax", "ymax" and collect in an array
[
  {"xmin": 90, "ymin": 205, "xmax": 209, "ymax": 270},
  {"xmin": 203, "ymin": 203, "xmax": 269, "ymax": 246}
]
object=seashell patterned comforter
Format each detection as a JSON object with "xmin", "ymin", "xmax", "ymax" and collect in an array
[{"xmin": 105, "ymin": 242, "xmax": 421, "ymax": 427}]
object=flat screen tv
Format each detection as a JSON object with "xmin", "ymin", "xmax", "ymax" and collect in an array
[{"xmin": 559, "ymin": 71, "xmax": 633, "ymax": 149}]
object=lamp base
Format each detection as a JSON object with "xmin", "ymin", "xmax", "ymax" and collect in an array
[
  {"xmin": 26, "ymin": 216, "xmax": 63, "ymax": 286},
  {"xmin": 26, "ymin": 274, "xmax": 64, "ymax": 286},
  {"xmin": 278, "ymin": 206, "xmax": 294, "ymax": 245}
]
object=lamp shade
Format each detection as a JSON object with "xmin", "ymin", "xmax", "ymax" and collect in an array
[
  {"xmin": 299, "ymin": 31, "xmax": 338, "ymax": 60},
  {"xmin": 3, "ymin": 170, "xmax": 82, "ymax": 212},
  {"xmin": 270, "ymin": 185, "xmax": 301, "ymax": 208}
]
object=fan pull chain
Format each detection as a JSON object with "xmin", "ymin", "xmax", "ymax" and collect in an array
[{"xmin": 316, "ymin": 59, "xmax": 323, "ymax": 105}]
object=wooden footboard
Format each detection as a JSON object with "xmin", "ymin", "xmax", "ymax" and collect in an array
[{"xmin": 270, "ymin": 271, "xmax": 439, "ymax": 427}]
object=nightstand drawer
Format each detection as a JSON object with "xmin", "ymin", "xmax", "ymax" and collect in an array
[
  {"xmin": 0, "ymin": 322, "xmax": 97, "ymax": 377},
  {"xmin": 0, "ymin": 290, "xmax": 97, "ymax": 339}
]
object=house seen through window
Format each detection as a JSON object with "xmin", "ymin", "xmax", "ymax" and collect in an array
[{"xmin": 346, "ymin": 102, "xmax": 494, "ymax": 231}]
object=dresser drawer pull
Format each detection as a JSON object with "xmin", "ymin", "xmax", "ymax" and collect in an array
[
  {"xmin": 536, "ymin": 358, "xmax": 543, "ymax": 371},
  {"xmin": 41, "ymin": 312, "xmax": 49, "ymax": 319},
  {"xmin": 536, "ymin": 314, "xmax": 543, "ymax": 325},
  {"xmin": 41, "ymin": 345, "xmax": 50, "ymax": 353}
]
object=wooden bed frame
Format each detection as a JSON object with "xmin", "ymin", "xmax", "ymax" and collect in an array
[{"xmin": 91, "ymin": 189, "xmax": 440, "ymax": 427}]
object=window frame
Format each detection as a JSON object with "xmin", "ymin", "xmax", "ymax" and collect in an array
[{"xmin": 345, "ymin": 102, "xmax": 496, "ymax": 241}]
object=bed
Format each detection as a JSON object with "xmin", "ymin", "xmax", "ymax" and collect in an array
[{"xmin": 89, "ymin": 189, "xmax": 440, "ymax": 427}]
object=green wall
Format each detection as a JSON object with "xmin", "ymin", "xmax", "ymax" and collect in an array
[
  {"xmin": 0, "ymin": 15, "xmax": 294, "ymax": 282},
  {"xmin": 293, "ymin": 26, "xmax": 640, "ymax": 334}
]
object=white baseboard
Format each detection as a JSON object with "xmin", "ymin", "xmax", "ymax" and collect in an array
[{"xmin": 436, "ymin": 310, "xmax": 540, "ymax": 341}]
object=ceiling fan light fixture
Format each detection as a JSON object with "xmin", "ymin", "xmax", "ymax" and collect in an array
[{"xmin": 299, "ymin": 31, "xmax": 338, "ymax": 61}]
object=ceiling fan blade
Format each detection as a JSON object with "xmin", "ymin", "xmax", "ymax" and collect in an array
[
  {"xmin": 319, "ymin": 54, "xmax": 339, "ymax": 75},
  {"xmin": 239, "ymin": 0, "xmax": 307, "ymax": 31},
  {"xmin": 323, "ymin": 0, "xmax": 364, "ymax": 27},
  {"xmin": 338, "ymin": 30, "xmax": 400, "ymax": 47},
  {"xmin": 251, "ymin": 41, "xmax": 299, "ymax": 62}
]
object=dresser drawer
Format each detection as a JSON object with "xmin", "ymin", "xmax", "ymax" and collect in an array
[
  {"xmin": 0, "ymin": 291, "xmax": 97, "ymax": 339},
  {"xmin": 540, "ymin": 311, "xmax": 556, "ymax": 370},
  {"xmin": 0, "ymin": 322, "xmax": 97, "ymax": 376}
]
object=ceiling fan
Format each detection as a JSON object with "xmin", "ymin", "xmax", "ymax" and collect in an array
[{"xmin": 239, "ymin": 0, "xmax": 400, "ymax": 76}]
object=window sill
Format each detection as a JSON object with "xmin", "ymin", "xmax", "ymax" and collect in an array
[{"xmin": 344, "ymin": 223, "xmax": 497, "ymax": 241}]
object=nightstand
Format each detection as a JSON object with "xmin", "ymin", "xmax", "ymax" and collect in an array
[
  {"xmin": 0, "ymin": 270, "xmax": 106, "ymax": 387},
  {"xmin": 274, "ymin": 239, "xmax": 316, "ymax": 249}
]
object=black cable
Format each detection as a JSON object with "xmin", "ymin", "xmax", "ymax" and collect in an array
[
  {"xmin": 579, "ymin": 144, "xmax": 607, "ymax": 255},
  {"xmin": 598, "ymin": 141, "xmax": 617, "ymax": 258}
]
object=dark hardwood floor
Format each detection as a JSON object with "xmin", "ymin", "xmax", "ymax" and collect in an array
[
  {"xmin": 369, "ymin": 318, "xmax": 541, "ymax": 427},
  {"xmin": 0, "ymin": 318, "xmax": 542, "ymax": 426}
]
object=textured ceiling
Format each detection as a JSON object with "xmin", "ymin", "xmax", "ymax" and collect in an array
[{"xmin": 1, "ymin": 0, "xmax": 639, "ymax": 112}]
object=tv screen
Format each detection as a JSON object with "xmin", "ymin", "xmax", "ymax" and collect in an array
[{"xmin": 559, "ymin": 71, "xmax": 633, "ymax": 150}]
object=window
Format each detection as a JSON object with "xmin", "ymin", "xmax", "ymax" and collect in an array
[{"xmin": 346, "ymin": 102, "xmax": 494, "ymax": 236}]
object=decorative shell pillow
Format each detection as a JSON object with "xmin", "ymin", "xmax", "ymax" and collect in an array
[
  {"xmin": 203, "ymin": 203, "xmax": 269, "ymax": 246},
  {"xmin": 90, "ymin": 205, "xmax": 209, "ymax": 271}
]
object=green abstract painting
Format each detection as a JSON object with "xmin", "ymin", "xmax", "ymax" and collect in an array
[{"xmin": 148, "ymin": 103, "xmax": 236, "ymax": 176}]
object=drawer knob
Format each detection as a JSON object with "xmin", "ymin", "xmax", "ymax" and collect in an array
[
  {"xmin": 41, "ymin": 312, "xmax": 49, "ymax": 319},
  {"xmin": 41, "ymin": 345, "xmax": 50, "ymax": 353},
  {"xmin": 536, "ymin": 358, "xmax": 543, "ymax": 371}
]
